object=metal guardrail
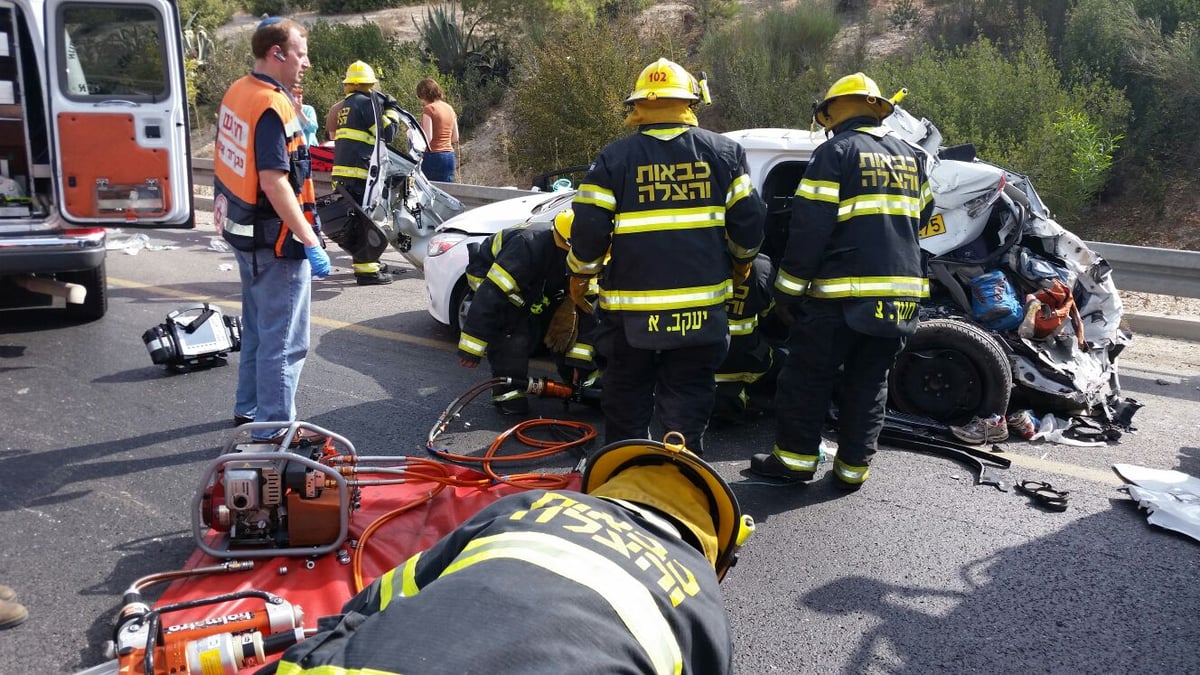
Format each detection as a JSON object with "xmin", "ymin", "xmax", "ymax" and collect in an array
[
  {"xmin": 190, "ymin": 157, "xmax": 536, "ymax": 212},
  {"xmin": 190, "ymin": 157, "xmax": 1200, "ymax": 339}
]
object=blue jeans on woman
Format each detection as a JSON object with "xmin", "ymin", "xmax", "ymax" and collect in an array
[
  {"xmin": 233, "ymin": 249, "xmax": 312, "ymax": 440},
  {"xmin": 422, "ymin": 151, "xmax": 456, "ymax": 182}
]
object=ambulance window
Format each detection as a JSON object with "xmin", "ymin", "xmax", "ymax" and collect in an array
[{"xmin": 57, "ymin": 4, "xmax": 168, "ymax": 101}]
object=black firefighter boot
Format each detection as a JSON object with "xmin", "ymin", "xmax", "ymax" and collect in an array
[{"xmin": 355, "ymin": 268, "xmax": 394, "ymax": 286}]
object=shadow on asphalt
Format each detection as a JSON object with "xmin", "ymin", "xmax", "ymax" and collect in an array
[{"xmin": 795, "ymin": 498, "xmax": 1199, "ymax": 673}]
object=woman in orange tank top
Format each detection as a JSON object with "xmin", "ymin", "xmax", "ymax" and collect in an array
[{"xmin": 416, "ymin": 77, "xmax": 459, "ymax": 182}]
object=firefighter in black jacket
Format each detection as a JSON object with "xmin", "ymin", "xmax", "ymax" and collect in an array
[
  {"xmin": 261, "ymin": 436, "xmax": 755, "ymax": 675},
  {"xmin": 330, "ymin": 60, "xmax": 402, "ymax": 286},
  {"xmin": 457, "ymin": 214, "xmax": 574, "ymax": 415},
  {"xmin": 748, "ymin": 73, "xmax": 933, "ymax": 490},
  {"xmin": 568, "ymin": 58, "xmax": 766, "ymax": 454},
  {"xmin": 712, "ymin": 253, "xmax": 779, "ymax": 425}
]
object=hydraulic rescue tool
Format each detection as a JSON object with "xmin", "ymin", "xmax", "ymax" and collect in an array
[
  {"xmin": 101, "ymin": 563, "xmax": 307, "ymax": 675},
  {"xmin": 194, "ymin": 421, "xmax": 358, "ymax": 558}
]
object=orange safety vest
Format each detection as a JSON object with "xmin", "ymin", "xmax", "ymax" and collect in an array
[{"xmin": 213, "ymin": 74, "xmax": 318, "ymax": 259}]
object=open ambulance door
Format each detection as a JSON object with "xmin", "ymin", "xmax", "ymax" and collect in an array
[{"xmin": 45, "ymin": 0, "xmax": 193, "ymax": 228}]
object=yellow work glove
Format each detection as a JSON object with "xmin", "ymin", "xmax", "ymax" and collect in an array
[
  {"xmin": 569, "ymin": 275, "xmax": 595, "ymax": 314},
  {"xmin": 732, "ymin": 259, "xmax": 753, "ymax": 288},
  {"xmin": 543, "ymin": 301, "xmax": 580, "ymax": 353}
]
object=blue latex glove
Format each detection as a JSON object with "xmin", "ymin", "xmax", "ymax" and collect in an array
[{"xmin": 305, "ymin": 245, "xmax": 331, "ymax": 278}]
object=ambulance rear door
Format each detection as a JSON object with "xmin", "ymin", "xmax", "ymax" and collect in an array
[{"xmin": 45, "ymin": 0, "xmax": 193, "ymax": 228}]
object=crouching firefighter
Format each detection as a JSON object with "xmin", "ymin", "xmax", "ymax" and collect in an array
[
  {"xmin": 748, "ymin": 72, "xmax": 932, "ymax": 490},
  {"xmin": 329, "ymin": 60, "xmax": 404, "ymax": 285},
  {"xmin": 712, "ymin": 253, "xmax": 779, "ymax": 425},
  {"xmin": 456, "ymin": 213, "xmax": 572, "ymax": 415},
  {"xmin": 260, "ymin": 435, "xmax": 755, "ymax": 675}
]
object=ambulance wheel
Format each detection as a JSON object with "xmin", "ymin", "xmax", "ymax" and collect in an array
[
  {"xmin": 62, "ymin": 261, "xmax": 108, "ymax": 322},
  {"xmin": 888, "ymin": 318, "xmax": 1011, "ymax": 424}
]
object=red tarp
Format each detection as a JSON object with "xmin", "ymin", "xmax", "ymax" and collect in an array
[{"xmin": 147, "ymin": 464, "xmax": 580, "ymax": 673}]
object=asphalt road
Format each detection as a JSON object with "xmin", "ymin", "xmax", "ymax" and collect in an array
[{"xmin": 2, "ymin": 225, "xmax": 1199, "ymax": 674}]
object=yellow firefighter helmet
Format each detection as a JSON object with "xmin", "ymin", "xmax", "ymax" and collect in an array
[
  {"xmin": 812, "ymin": 72, "xmax": 895, "ymax": 129},
  {"xmin": 343, "ymin": 60, "xmax": 378, "ymax": 85},
  {"xmin": 583, "ymin": 433, "xmax": 755, "ymax": 581},
  {"xmin": 624, "ymin": 58, "xmax": 701, "ymax": 104},
  {"xmin": 553, "ymin": 209, "xmax": 574, "ymax": 243}
]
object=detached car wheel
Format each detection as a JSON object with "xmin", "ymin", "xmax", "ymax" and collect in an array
[
  {"xmin": 888, "ymin": 318, "xmax": 1012, "ymax": 423},
  {"xmin": 61, "ymin": 261, "xmax": 108, "ymax": 322}
]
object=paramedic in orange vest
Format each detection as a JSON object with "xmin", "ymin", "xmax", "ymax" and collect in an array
[{"xmin": 212, "ymin": 16, "xmax": 331, "ymax": 440}]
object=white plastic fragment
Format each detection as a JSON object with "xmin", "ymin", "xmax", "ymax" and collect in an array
[{"xmin": 1113, "ymin": 463, "xmax": 1200, "ymax": 542}]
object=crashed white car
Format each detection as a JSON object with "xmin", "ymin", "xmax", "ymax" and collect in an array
[{"xmin": 424, "ymin": 107, "xmax": 1129, "ymax": 423}]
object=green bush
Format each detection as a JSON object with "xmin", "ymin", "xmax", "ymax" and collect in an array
[
  {"xmin": 191, "ymin": 34, "xmax": 253, "ymax": 126},
  {"xmin": 178, "ymin": 0, "xmax": 236, "ymax": 38},
  {"xmin": 508, "ymin": 19, "xmax": 670, "ymax": 179},
  {"xmin": 876, "ymin": 25, "xmax": 1130, "ymax": 222},
  {"xmin": 699, "ymin": 0, "xmax": 841, "ymax": 130},
  {"xmin": 1064, "ymin": 0, "xmax": 1200, "ymax": 174},
  {"xmin": 314, "ymin": 0, "xmax": 418, "ymax": 13},
  {"xmin": 247, "ymin": 0, "xmax": 314, "ymax": 17},
  {"xmin": 303, "ymin": 21, "xmax": 436, "ymax": 121}
]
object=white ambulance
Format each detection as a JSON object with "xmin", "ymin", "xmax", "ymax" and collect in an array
[{"xmin": 0, "ymin": 0, "xmax": 192, "ymax": 320}]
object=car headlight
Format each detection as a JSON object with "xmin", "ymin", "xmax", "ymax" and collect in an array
[{"xmin": 427, "ymin": 232, "xmax": 467, "ymax": 258}]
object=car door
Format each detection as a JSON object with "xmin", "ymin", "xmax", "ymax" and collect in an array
[{"xmin": 46, "ymin": 0, "xmax": 193, "ymax": 227}]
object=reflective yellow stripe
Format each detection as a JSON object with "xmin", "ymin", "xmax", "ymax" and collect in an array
[
  {"xmin": 332, "ymin": 166, "xmax": 370, "ymax": 180},
  {"xmin": 774, "ymin": 446, "xmax": 819, "ymax": 472},
  {"xmin": 335, "ymin": 127, "xmax": 374, "ymax": 144},
  {"xmin": 567, "ymin": 251, "xmax": 604, "ymax": 275},
  {"xmin": 442, "ymin": 531, "xmax": 684, "ymax": 675},
  {"xmin": 726, "ymin": 173, "xmax": 754, "ymax": 208},
  {"xmin": 486, "ymin": 263, "xmax": 524, "ymax": 307},
  {"xmin": 613, "ymin": 206, "xmax": 724, "ymax": 235},
  {"xmin": 774, "ymin": 270, "xmax": 809, "ymax": 297},
  {"xmin": 224, "ymin": 220, "xmax": 254, "ymax": 237},
  {"xmin": 920, "ymin": 182, "xmax": 933, "ymax": 210},
  {"xmin": 640, "ymin": 125, "xmax": 690, "ymax": 141},
  {"xmin": 808, "ymin": 276, "xmax": 929, "ymax": 299},
  {"xmin": 726, "ymin": 239, "xmax": 759, "ymax": 259},
  {"xmin": 833, "ymin": 458, "xmax": 869, "ymax": 484},
  {"xmin": 836, "ymin": 194, "xmax": 923, "ymax": 222},
  {"xmin": 276, "ymin": 661, "xmax": 400, "ymax": 675},
  {"xmin": 797, "ymin": 179, "xmax": 839, "ymax": 203},
  {"xmin": 566, "ymin": 343, "xmax": 594, "ymax": 362},
  {"xmin": 377, "ymin": 568, "xmax": 396, "ymax": 611},
  {"xmin": 728, "ymin": 315, "xmax": 758, "ymax": 335},
  {"xmin": 458, "ymin": 332, "xmax": 486, "ymax": 357},
  {"xmin": 466, "ymin": 273, "xmax": 483, "ymax": 291},
  {"xmin": 601, "ymin": 281, "xmax": 730, "ymax": 312},
  {"xmin": 715, "ymin": 370, "xmax": 764, "ymax": 384},
  {"xmin": 575, "ymin": 183, "xmax": 616, "ymax": 211}
]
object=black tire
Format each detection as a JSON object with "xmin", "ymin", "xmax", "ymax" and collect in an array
[
  {"xmin": 888, "ymin": 318, "xmax": 1012, "ymax": 423},
  {"xmin": 61, "ymin": 260, "xmax": 107, "ymax": 322},
  {"xmin": 449, "ymin": 279, "xmax": 472, "ymax": 333}
]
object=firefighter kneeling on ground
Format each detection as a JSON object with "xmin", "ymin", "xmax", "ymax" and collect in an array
[
  {"xmin": 712, "ymin": 252, "xmax": 782, "ymax": 425},
  {"xmin": 457, "ymin": 211, "xmax": 590, "ymax": 415},
  {"xmin": 329, "ymin": 60, "xmax": 403, "ymax": 286},
  {"xmin": 261, "ymin": 436, "xmax": 755, "ymax": 674}
]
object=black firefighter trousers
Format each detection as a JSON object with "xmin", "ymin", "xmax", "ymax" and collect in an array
[
  {"xmin": 774, "ymin": 300, "xmax": 905, "ymax": 468},
  {"xmin": 599, "ymin": 326, "xmax": 728, "ymax": 455}
]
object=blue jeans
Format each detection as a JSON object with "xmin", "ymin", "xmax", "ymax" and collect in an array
[
  {"xmin": 422, "ymin": 151, "xmax": 456, "ymax": 182},
  {"xmin": 233, "ymin": 249, "xmax": 312, "ymax": 440}
]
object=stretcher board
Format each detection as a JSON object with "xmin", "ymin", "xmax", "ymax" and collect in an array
[{"xmin": 148, "ymin": 464, "xmax": 581, "ymax": 673}]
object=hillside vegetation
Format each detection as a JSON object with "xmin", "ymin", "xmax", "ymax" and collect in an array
[{"xmin": 182, "ymin": 0, "xmax": 1200, "ymax": 250}]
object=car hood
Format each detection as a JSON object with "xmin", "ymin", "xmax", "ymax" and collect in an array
[{"xmin": 435, "ymin": 191, "xmax": 572, "ymax": 236}]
